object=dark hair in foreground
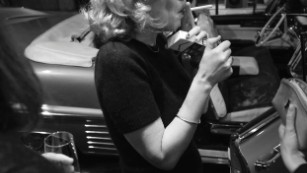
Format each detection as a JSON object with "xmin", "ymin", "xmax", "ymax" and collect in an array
[{"xmin": 0, "ymin": 30, "xmax": 43, "ymax": 132}]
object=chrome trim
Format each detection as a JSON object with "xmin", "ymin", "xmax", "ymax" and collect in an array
[
  {"xmin": 87, "ymin": 141, "xmax": 114, "ymax": 145},
  {"xmin": 84, "ymin": 124, "xmax": 107, "ymax": 128},
  {"xmin": 198, "ymin": 149, "xmax": 229, "ymax": 165},
  {"xmin": 84, "ymin": 119, "xmax": 117, "ymax": 155},
  {"xmin": 41, "ymin": 111, "xmax": 70, "ymax": 116},
  {"xmin": 238, "ymin": 112, "xmax": 279, "ymax": 142},
  {"xmin": 88, "ymin": 146, "xmax": 117, "ymax": 150},
  {"xmin": 201, "ymin": 157, "xmax": 229, "ymax": 165},
  {"xmin": 198, "ymin": 149, "xmax": 228, "ymax": 158},
  {"xmin": 87, "ymin": 151, "xmax": 118, "ymax": 155},
  {"xmin": 41, "ymin": 104, "xmax": 103, "ymax": 118},
  {"xmin": 29, "ymin": 131, "xmax": 51, "ymax": 135},
  {"xmin": 85, "ymin": 131, "xmax": 109, "ymax": 134},
  {"xmin": 86, "ymin": 136, "xmax": 112, "ymax": 140},
  {"xmin": 254, "ymin": 144, "xmax": 281, "ymax": 169}
]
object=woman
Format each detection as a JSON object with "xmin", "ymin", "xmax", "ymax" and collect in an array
[
  {"xmin": 0, "ymin": 28, "xmax": 73, "ymax": 173},
  {"xmin": 85, "ymin": 0, "xmax": 232, "ymax": 172}
]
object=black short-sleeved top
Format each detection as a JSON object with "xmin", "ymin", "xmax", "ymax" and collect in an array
[
  {"xmin": 95, "ymin": 35, "xmax": 203, "ymax": 173},
  {"xmin": 0, "ymin": 132, "xmax": 64, "ymax": 173},
  {"xmin": 295, "ymin": 164, "xmax": 307, "ymax": 173}
]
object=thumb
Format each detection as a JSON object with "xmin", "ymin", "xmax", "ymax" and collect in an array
[
  {"xmin": 285, "ymin": 103, "xmax": 297, "ymax": 132},
  {"xmin": 205, "ymin": 35, "xmax": 221, "ymax": 50}
]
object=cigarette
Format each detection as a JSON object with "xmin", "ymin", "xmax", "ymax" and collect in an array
[{"xmin": 191, "ymin": 5, "xmax": 213, "ymax": 12}]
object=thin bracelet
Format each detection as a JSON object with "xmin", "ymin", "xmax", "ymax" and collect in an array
[{"xmin": 176, "ymin": 115, "xmax": 201, "ymax": 125}]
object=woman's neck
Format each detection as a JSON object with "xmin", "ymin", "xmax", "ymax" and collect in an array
[{"xmin": 134, "ymin": 30, "xmax": 158, "ymax": 47}]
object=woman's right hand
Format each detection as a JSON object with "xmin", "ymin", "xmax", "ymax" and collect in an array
[{"xmin": 196, "ymin": 36, "xmax": 232, "ymax": 88}]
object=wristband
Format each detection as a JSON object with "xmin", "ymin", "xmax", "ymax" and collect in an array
[{"xmin": 176, "ymin": 115, "xmax": 201, "ymax": 125}]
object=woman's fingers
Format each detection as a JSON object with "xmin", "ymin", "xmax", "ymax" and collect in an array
[
  {"xmin": 225, "ymin": 55, "xmax": 233, "ymax": 67},
  {"xmin": 215, "ymin": 40, "xmax": 231, "ymax": 52},
  {"xmin": 187, "ymin": 26, "xmax": 208, "ymax": 45},
  {"xmin": 205, "ymin": 35, "xmax": 221, "ymax": 50},
  {"xmin": 225, "ymin": 55, "xmax": 233, "ymax": 75},
  {"xmin": 187, "ymin": 26, "xmax": 202, "ymax": 40},
  {"xmin": 194, "ymin": 31, "xmax": 208, "ymax": 43},
  {"xmin": 225, "ymin": 49, "xmax": 232, "ymax": 59}
]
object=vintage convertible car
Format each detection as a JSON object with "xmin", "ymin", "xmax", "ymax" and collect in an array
[{"xmin": 0, "ymin": 1, "xmax": 293, "ymax": 169}]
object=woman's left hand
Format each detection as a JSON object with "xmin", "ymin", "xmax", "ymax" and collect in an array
[
  {"xmin": 186, "ymin": 26, "xmax": 208, "ymax": 45},
  {"xmin": 181, "ymin": 2, "xmax": 209, "ymax": 45}
]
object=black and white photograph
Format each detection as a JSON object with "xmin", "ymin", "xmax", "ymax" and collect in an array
[{"xmin": 0, "ymin": 0, "xmax": 307, "ymax": 172}]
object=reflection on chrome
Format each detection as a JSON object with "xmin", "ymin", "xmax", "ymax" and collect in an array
[
  {"xmin": 41, "ymin": 104, "xmax": 102, "ymax": 117},
  {"xmin": 238, "ymin": 112, "xmax": 279, "ymax": 142}
]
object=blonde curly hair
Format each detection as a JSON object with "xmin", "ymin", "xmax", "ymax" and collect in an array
[{"xmin": 83, "ymin": 0, "xmax": 165, "ymax": 42}]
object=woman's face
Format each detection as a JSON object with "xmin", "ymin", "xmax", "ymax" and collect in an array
[{"xmin": 149, "ymin": 0, "xmax": 187, "ymax": 31}]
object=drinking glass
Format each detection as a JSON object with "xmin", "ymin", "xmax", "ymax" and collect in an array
[{"xmin": 44, "ymin": 131, "xmax": 80, "ymax": 172}]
